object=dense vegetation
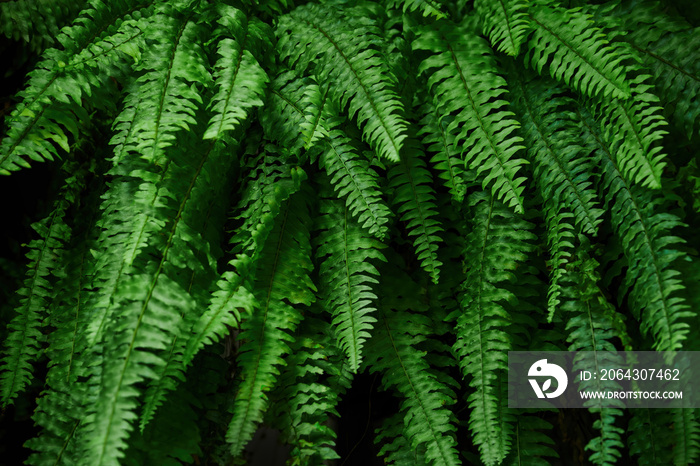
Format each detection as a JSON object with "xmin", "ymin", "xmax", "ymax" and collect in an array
[{"xmin": 1, "ymin": 0, "xmax": 700, "ymax": 464}]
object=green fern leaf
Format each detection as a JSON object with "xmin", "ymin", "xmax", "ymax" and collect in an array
[
  {"xmin": 268, "ymin": 311, "xmax": 351, "ymax": 465},
  {"xmin": 366, "ymin": 268, "xmax": 460, "ymax": 466},
  {"xmin": 390, "ymin": 0, "xmax": 446, "ymax": 18},
  {"xmin": 509, "ymin": 69, "xmax": 604, "ymax": 236},
  {"xmin": 579, "ymin": 107, "xmax": 694, "ymax": 353},
  {"xmin": 316, "ymin": 196, "xmax": 385, "ymax": 372},
  {"xmin": 594, "ymin": 74, "xmax": 668, "ymax": 189},
  {"xmin": 109, "ymin": 3, "xmax": 210, "ymax": 166},
  {"xmin": 376, "ymin": 412, "xmax": 428, "ymax": 465},
  {"xmin": 0, "ymin": 0, "xmax": 148, "ymax": 174},
  {"xmin": 452, "ymin": 191, "xmax": 535, "ymax": 465},
  {"xmin": 503, "ymin": 412, "xmax": 558, "ymax": 465},
  {"xmin": 417, "ymin": 99, "xmax": 466, "ymax": 203},
  {"xmin": 475, "ymin": 0, "xmax": 530, "ymax": 56},
  {"xmin": 602, "ymin": 0, "xmax": 700, "ymax": 140},
  {"xmin": 388, "ymin": 141, "xmax": 444, "ymax": 284},
  {"xmin": 414, "ymin": 19, "xmax": 528, "ymax": 213},
  {"xmin": 527, "ymin": 3, "xmax": 630, "ymax": 100},
  {"xmin": 204, "ymin": 5, "xmax": 270, "ymax": 141},
  {"xmin": 0, "ymin": 165, "xmax": 86, "ymax": 406},
  {"xmin": 0, "ymin": 0, "xmax": 86, "ymax": 53},
  {"xmin": 276, "ymin": 3, "xmax": 408, "ymax": 162},
  {"xmin": 182, "ymin": 256, "xmax": 256, "ymax": 367},
  {"xmin": 226, "ymin": 191, "xmax": 316, "ymax": 456}
]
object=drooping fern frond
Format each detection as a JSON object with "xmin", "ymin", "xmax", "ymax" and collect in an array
[
  {"xmin": 366, "ymin": 264, "xmax": 460, "ymax": 466},
  {"xmin": 376, "ymin": 412, "xmax": 428, "ymax": 465},
  {"xmin": 602, "ymin": 0, "xmax": 700, "ymax": 140},
  {"xmin": 387, "ymin": 141, "xmax": 443, "ymax": 284},
  {"xmin": 0, "ymin": 0, "xmax": 149, "ymax": 174},
  {"xmin": 509, "ymin": 68, "xmax": 604, "ymax": 236},
  {"xmin": 226, "ymin": 190, "xmax": 316, "ymax": 456},
  {"xmin": 417, "ymin": 98, "xmax": 466, "ymax": 204},
  {"xmin": 414, "ymin": 19, "xmax": 528, "ymax": 213},
  {"xmin": 578, "ymin": 106, "xmax": 694, "ymax": 353},
  {"xmin": 628, "ymin": 406, "xmax": 700, "ymax": 466},
  {"xmin": 204, "ymin": 4, "xmax": 271, "ymax": 141},
  {"xmin": 0, "ymin": 161, "xmax": 87, "ymax": 406},
  {"xmin": 316, "ymin": 195, "xmax": 385, "ymax": 372},
  {"xmin": 527, "ymin": 2, "xmax": 630, "ymax": 100},
  {"xmin": 2, "ymin": 0, "xmax": 700, "ymax": 464},
  {"xmin": 109, "ymin": 2, "xmax": 211, "ymax": 167},
  {"xmin": 450, "ymin": 190, "xmax": 535, "ymax": 465},
  {"xmin": 0, "ymin": 0, "xmax": 86, "ymax": 53},
  {"xmin": 267, "ymin": 310, "xmax": 352, "ymax": 465},
  {"xmin": 389, "ymin": 0, "xmax": 446, "ymax": 19},
  {"xmin": 24, "ymin": 185, "xmax": 99, "ymax": 465},
  {"xmin": 561, "ymin": 241, "xmax": 625, "ymax": 465},
  {"xmin": 593, "ymin": 73, "xmax": 669, "ymax": 189},
  {"xmin": 503, "ymin": 411, "xmax": 558, "ymax": 465},
  {"xmin": 474, "ymin": 0, "xmax": 530, "ymax": 57},
  {"xmin": 276, "ymin": 2, "xmax": 408, "ymax": 162}
]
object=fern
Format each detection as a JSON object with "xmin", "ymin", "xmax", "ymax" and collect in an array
[
  {"xmin": 365, "ymin": 263, "xmax": 460, "ymax": 466},
  {"xmin": 316, "ymin": 195, "xmax": 385, "ymax": 372},
  {"xmin": 226, "ymin": 190, "xmax": 316, "ymax": 455},
  {"xmin": 450, "ymin": 191, "xmax": 535, "ymax": 465},
  {"xmin": 474, "ymin": 0, "xmax": 530, "ymax": 56},
  {"xmin": 527, "ymin": 2, "xmax": 630, "ymax": 100},
  {"xmin": 414, "ymin": 18, "xmax": 528, "ymax": 213},
  {"xmin": 2, "ymin": 0, "xmax": 700, "ymax": 464},
  {"xmin": 276, "ymin": 2, "xmax": 408, "ymax": 162},
  {"xmin": 0, "ymin": 162, "xmax": 86, "ymax": 405},
  {"xmin": 388, "ymin": 140, "xmax": 444, "ymax": 283}
]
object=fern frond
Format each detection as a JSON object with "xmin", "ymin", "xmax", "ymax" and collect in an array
[
  {"xmin": 452, "ymin": 190, "xmax": 535, "ymax": 465},
  {"xmin": 605, "ymin": 1, "xmax": 700, "ymax": 139},
  {"xmin": 387, "ymin": 141, "xmax": 443, "ymax": 284},
  {"xmin": 226, "ymin": 191, "xmax": 316, "ymax": 456},
  {"xmin": 319, "ymin": 119, "xmax": 393, "ymax": 240},
  {"xmin": 0, "ymin": 164, "xmax": 87, "ymax": 406},
  {"xmin": 503, "ymin": 411, "xmax": 558, "ymax": 465},
  {"xmin": 376, "ymin": 412, "xmax": 428, "ymax": 465},
  {"xmin": 628, "ymin": 409, "xmax": 674, "ymax": 466},
  {"xmin": 139, "ymin": 141, "xmax": 236, "ymax": 431},
  {"xmin": 75, "ymin": 128, "xmax": 231, "ymax": 463},
  {"xmin": 578, "ymin": 107, "xmax": 694, "ymax": 353},
  {"xmin": 0, "ymin": 0, "xmax": 149, "ymax": 175},
  {"xmin": 265, "ymin": 73, "xmax": 393, "ymax": 239},
  {"xmin": 259, "ymin": 71, "xmax": 312, "ymax": 159},
  {"xmin": 277, "ymin": 2, "xmax": 407, "ymax": 162},
  {"xmin": 366, "ymin": 268, "xmax": 460, "ymax": 466},
  {"xmin": 108, "ymin": 3, "xmax": 211, "ymax": 166},
  {"xmin": 268, "ymin": 311, "xmax": 351, "ymax": 465},
  {"xmin": 509, "ymin": 68, "xmax": 604, "ymax": 236},
  {"xmin": 204, "ymin": 5, "xmax": 270, "ymax": 141},
  {"xmin": 231, "ymin": 143, "xmax": 306, "ymax": 258},
  {"xmin": 543, "ymin": 210, "xmax": 575, "ymax": 322},
  {"xmin": 594, "ymin": 74, "xmax": 668, "ymax": 189},
  {"xmin": 182, "ymin": 256, "xmax": 256, "ymax": 367},
  {"xmin": 417, "ymin": 99, "xmax": 466, "ymax": 203},
  {"xmin": 474, "ymin": 0, "xmax": 530, "ymax": 56},
  {"xmin": 414, "ymin": 19, "xmax": 528, "ymax": 213},
  {"xmin": 316, "ymin": 196, "xmax": 385, "ymax": 372},
  {"xmin": 390, "ymin": 0, "xmax": 446, "ymax": 18},
  {"xmin": 0, "ymin": 0, "xmax": 86, "ymax": 52},
  {"xmin": 527, "ymin": 3, "xmax": 630, "ymax": 100},
  {"xmin": 123, "ymin": 387, "xmax": 202, "ymax": 466},
  {"xmin": 561, "ymin": 242, "xmax": 625, "ymax": 465},
  {"xmin": 24, "ymin": 184, "xmax": 99, "ymax": 465}
]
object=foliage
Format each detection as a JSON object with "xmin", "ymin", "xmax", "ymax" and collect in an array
[{"xmin": 1, "ymin": 0, "xmax": 700, "ymax": 464}]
